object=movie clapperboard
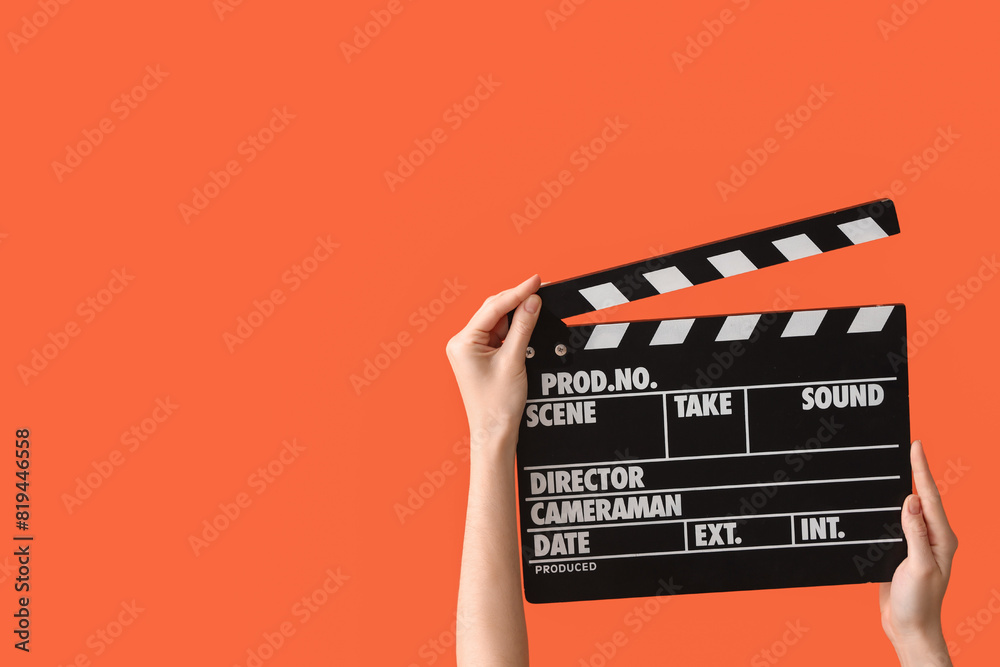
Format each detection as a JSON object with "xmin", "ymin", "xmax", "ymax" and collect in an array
[{"xmin": 516, "ymin": 200, "xmax": 910, "ymax": 603}]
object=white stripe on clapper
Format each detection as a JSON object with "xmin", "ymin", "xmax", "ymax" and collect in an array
[
  {"xmin": 847, "ymin": 306, "xmax": 894, "ymax": 333},
  {"xmin": 585, "ymin": 323, "xmax": 629, "ymax": 349},
  {"xmin": 643, "ymin": 266, "xmax": 694, "ymax": 294},
  {"xmin": 781, "ymin": 309, "xmax": 828, "ymax": 337},
  {"xmin": 707, "ymin": 250, "xmax": 758, "ymax": 277},
  {"xmin": 716, "ymin": 314, "xmax": 762, "ymax": 341},
  {"xmin": 579, "ymin": 283, "xmax": 629, "ymax": 310},
  {"xmin": 649, "ymin": 318, "xmax": 696, "ymax": 345},
  {"xmin": 772, "ymin": 233, "xmax": 824, "ymax": 261},
  {"xmin": 838, "ymin": 217, "xmax": 888, "ymax": 245}
]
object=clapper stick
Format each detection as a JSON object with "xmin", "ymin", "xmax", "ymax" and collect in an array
[
  {"xmin": 513, "ymin": 199, "xmax": 911, "ymax": 604},
  {"xmin": 520, "ymin": 199, "xmax": 900, "ymax": 362}
]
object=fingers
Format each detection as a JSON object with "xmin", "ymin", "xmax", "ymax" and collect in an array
[
  {"xmin": 466, "ymin": 275, "xmax": 541, "ymax": 335},
  {"xmin": 911, "ymin": 441, "xmax": 945, "ymax": 523},
  {"xmin": 910, "ymin": 440, "xmax": 958, "ymax": 562},
  {"xmin": 500, "ymin": 294, "xmax": 541, "ymax": 361},
  {"xmin": 900, "ymin": 494, "xmax": 937, "ymax": 576}
]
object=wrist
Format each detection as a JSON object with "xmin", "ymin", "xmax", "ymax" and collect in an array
[
  {"xmin": 469, "ymin": 424, "xmax": 517, "ymax": 468},
  {"xmin": 469, "ymin": 429, "xmax": 518, "ymax": 467},
  {"xmin": 468, "ymin": 415, "xmax": 519, "ymax": 452}
]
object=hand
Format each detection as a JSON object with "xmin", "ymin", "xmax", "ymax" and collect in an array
[
  {"xmin": 880, "ymin": 440, "xmax": 959, "ymax": 666},
  {"xmin": 445, "ymin": 274, "xmax": 542, "ymax": 458}
]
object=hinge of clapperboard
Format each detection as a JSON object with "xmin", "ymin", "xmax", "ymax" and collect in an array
[{"xmin": 511, "ymin": 199, "xmax": 900, "ymax": 364}]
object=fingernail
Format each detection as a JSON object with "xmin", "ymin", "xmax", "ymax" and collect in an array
[
  {"xmin": 525, "ymin": 294, "xmax": 540, "ymax": 314},
  {"xmin": 909, "ymin": 495, "xmax": 922, "ymax": 515}
]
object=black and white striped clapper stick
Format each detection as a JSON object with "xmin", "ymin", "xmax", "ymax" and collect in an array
[{"xmin": 516, "ymin": 199, "xmax": 910, "ymax": 604}]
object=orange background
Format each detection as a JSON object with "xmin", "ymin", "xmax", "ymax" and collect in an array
[{"xmin": 3, "ymin": 0, "xmax": 998, "ymax": 665}]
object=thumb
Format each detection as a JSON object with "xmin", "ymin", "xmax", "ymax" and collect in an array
[
  {"xmin": 901, "ymin": 494, "xmax": 937, "ymax": 575},
  {"xmin": 501, "ymin": 294, "xmax": 541, "ymax": 361}
]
